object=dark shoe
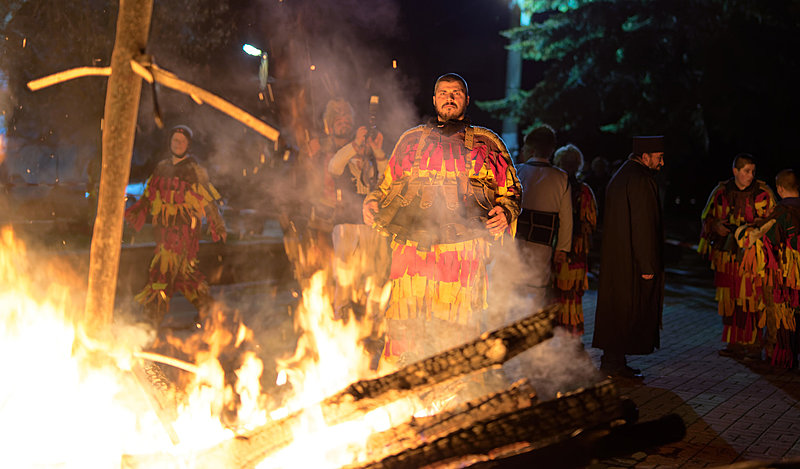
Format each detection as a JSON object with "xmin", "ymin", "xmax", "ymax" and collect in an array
[
  {"xmin": 601, "ymin": 364, "xmax": 643, "ymax": 379},
  {"xmin": 718, "ymin": 347, "xmax": 742, "ymax": 358},
  {"xmin": 743, "ymin": 349, "xmax": 763, "ymax": 361}
]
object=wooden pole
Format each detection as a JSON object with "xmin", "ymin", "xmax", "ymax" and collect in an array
[{"xmin": 84, "ymin": 0, "xmax": 154, "ymax": 336}]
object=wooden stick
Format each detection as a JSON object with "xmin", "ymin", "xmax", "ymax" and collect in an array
[
  {"xmin": 134, "ymin": 350, "xmax": 200, "ymax": 374},
  {"xmin": 130, "ymin": 59, "xmax": 280, "ymax": 142},
  {"xmin": 26, "ymin": 66, "xmax": 111, "ymax": 91}
]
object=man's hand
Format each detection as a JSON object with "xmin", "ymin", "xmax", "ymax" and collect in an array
[
  {"xmin": 367, "ymin": 130, "xmax": 383, "ymax": 155},
  {"xmin": 363, "ymin": 200, "xmax": 378, "ymax": 225},
  {"xmin": 642, "ymin": 274, "xmax": 654, "ymax": 280},
  {"xmin": 713, "ymin": 220, "xmax": 730, "ymax": 237},
  {"xmin": 554, "ymin": 250, "xmax": 567, "ymax": 263},
  {"xmin": 485, "ymin": 206, "xmax": 508, "ymax": 236},
  {"xmin": 353, "ymin": 126, "xmax": 384, "ymax": 157}
]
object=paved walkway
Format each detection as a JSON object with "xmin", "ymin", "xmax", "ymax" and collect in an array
[{"xmin": 581, "ymin": 252, "xmax": 800, "ymax": 468}]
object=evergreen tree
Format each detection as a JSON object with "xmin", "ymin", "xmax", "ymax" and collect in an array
[{"xmin": 479, "ymin": 0, "xmax": 800, "ymax": 199}]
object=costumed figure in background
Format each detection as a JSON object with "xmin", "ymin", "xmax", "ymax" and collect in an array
[
  {"xmin": 552, "ymin": 144, "xmax": 597, "ymax": 335},
  {"xmin": 738, "ymin": 169, "xmax": 800, "ymax": 367},
  {"xmin": 327, "ymin": 97, "xmax": 391, "ymax": 368},
  {"xmin": 592, "ymin": 136, "xmax": 665, "ymax": 379},
  {"xmin": 283, "ymin": 98, "xmax": 357, "ymax": 285},
  {"xmin": 363, "ymin": 73, "xmax": 521, "ymax": 365},
  {"xmin": 698, "ymin": 153, "xmax": 776, "ymax": 359},
  {"xmin": 125, "ymin": 125, "xmax": 227, "ymax": 328},
  {"xmin": 514, "ymin": 125, "xmax": 572, "ymax": 308}
]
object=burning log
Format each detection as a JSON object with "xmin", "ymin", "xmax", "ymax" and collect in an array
[
  {"xmin": 468, "ymin": 412, "xmax": 686, "ymax": 469},
  {"xmin": 131, "ymin": 362, "xmax": 181, "ymax": 445},
  {"xmin": 123, "ymin": 305, "xmax": 557, "ymax": 468},
  {"xmin": 210, "ymin": 305, "xmax": 557, "ymax": 466},
  {"xmin": 353, "ymin": 381, "xmax": 537, "ymax": 466},
  {"xmin": 352, "ymin": 379, "xmax": 625, "ymax": 469}
]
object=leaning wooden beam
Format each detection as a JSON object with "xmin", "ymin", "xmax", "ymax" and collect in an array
[
  {"xmin": 356, "ymin": 380, "xmax": 624, "ymax": 469},
  {"xmin": 130, "ymin": 59, "xmax": 280, "ymax": 142},
  {"xmin": 26, "ymin": 66, "xmax": 111, "ymax": 91},
  {"xmin": 323, "ymin": 303, "xmax": 558, "ymax": 416}
]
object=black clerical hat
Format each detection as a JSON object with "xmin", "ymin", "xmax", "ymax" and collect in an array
[{"xmin": 632, "ymin": 136, "xmax": 664, "ymax": 154}]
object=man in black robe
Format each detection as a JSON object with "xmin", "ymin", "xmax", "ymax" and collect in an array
[{"xmin": 592, "ymin": 136, "xmax": 665, "ymax": 379}]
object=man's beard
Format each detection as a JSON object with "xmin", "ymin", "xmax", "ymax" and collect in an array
[
  {"xmin": 437, "ymin": 105, "xmax": 463, "ymax": 121},
  {"xmin": 334, "ymin": 125, "xmax": 353, "ymax": 139}
]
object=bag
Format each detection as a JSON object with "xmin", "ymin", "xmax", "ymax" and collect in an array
[{"xmin": 516, "ymin": 209, "xmax": 558, "ymax": 246}]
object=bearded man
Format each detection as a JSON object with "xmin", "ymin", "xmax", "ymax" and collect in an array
[
  {"xmin": 592, "ymin": 136, "xmax": 665, "ymax": 379},
  {"xmin": 286, "ymin": 98, "xmax": 377, "ymax": 285},
  {"xmin": 363, "ymin": 73, "xmax": 521, "ymax": 364}
]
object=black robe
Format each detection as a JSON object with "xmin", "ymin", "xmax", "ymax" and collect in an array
[{"xmin": 592, "ymin": 158, "xmax": 664, "ymax": 355}]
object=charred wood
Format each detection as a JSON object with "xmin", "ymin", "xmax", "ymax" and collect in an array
[
  {"xmin": 350, "ymin": 381, "xmax": 536, "ymax": 467},
  {"xmin": 125, "ymin": 306, "xmax": 557, "ymax": 468},
  {"xmin": 355, "ymin": 380, "xmax": 624, "ymax": 469}
]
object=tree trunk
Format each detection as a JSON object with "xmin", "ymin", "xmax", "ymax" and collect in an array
[{"xmin": 84, "ymin": 0, "xmax": 153, "ymax": 336}]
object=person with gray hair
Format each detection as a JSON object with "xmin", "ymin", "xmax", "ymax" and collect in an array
[{"xmin": 552, "ymin": 143, "xmax": 597, "ymax": 335}]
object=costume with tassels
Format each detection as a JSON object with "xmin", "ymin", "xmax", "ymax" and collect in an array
[
  {"xmin": 699, "ymin": 178, "xmax": 776, "ymax": 347},
  {"xmin": 365, "ymin": 119, "xmax": 521, "ymax": 361},
  {"xmin": 125, "ymin": 156, "xmax": 227, "ymax": 327},
  {"xmin": 749, "ymin": 197, "xmax": 800, "ymax": 367},
  {"xmin": 553, "ymin": 176, "xmax": 597, "ymax": 334}
]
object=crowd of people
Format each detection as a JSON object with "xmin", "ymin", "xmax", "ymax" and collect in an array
[{"xmin": 125, "ymin": 71, "xmax": 800, "ymax": 383}]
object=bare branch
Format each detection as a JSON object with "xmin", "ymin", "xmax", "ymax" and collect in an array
[
  {"xmin": 26, "ymin": 66, "xmax": 111, "ymax": 91},
  {"xmin": 130, "ymin": 59, "xmax": 280, "ymax": 142}
]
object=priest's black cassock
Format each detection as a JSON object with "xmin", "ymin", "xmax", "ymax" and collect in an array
[{"xmin": 592, "ymin": 158, "xmax": 664, "ymax": 355}]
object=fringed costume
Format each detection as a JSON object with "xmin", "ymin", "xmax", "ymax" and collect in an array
[
  {"xmin": 750, "ymin": 197, "xmax": 800, "ymax": 367},
  {"xmin": 553, "ymin": 177, "xmax": 597, "ymax": 335},
  {"xmin": 699, "ymin": 179, "xmax": 776, "ymax": 347},
  {"xmin": 365, "ymin": 120, "xmax": 520, "ymax": 362},
  {"xmin": 281, "ymin": 135, "xmax": 340, "ymax": 286},
  {"xmin": 125, "ymin": 157, "xmax": 226, "ymax": 327}
]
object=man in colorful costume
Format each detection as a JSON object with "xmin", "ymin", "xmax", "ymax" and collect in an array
[
  {"xmin": 327, "ymin": 102, "xmax": 389, "ymax": 319},
  {"xmin": 553, "ymin": 144, "xmax": 597, "ymax": 335},
  {"xmin": 362, "ymin": 73, "xmax": 521, "ymax": 363},
  {"xmin": 593, "ymin": 136, "xmax": 665, "ymax": 379},
  {"xmin": 698, "ymin": 153, "xmax": 776, "ymax": 358},
  {"xmin": 739, "ymin": 169, "xmax": 800, "ymax": 367},
  {"xmin": 125, "ymin": 125, "xmax": 227, "ymax": 328},
  {"xmin": 327, "ymin": 102, "xmax": 390, "ymax": 368},
  {"xmin": 514, "ymin": 124, "xmax": 573, "ymax": 309},
  {"xmin": 282, "ymin": 98, "xmax": 360, "ymax": 286}
]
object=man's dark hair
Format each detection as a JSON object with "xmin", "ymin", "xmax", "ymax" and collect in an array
[
  {"xmin": 434, "ymin": 73, "xmax": 469, "ymax": 96},
  {"xmin": 521, "ymin": 124, "xmax": 557, "ymax": 160},
  {"xmin": 732, "ymin": 153, "xmax": 755, "ymax": 170},
  {"xmin": 776, "ymin": 169, "xmax": 799, "ymax": 193}
]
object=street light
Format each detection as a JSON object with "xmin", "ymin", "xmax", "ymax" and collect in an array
[
  {"xmin": 242, "ymin": 44, "xmax": 269, "ymax": 91},
  {"xmin": 242, "ymin": 44, "xmax": 263, "ymax": 57}
]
